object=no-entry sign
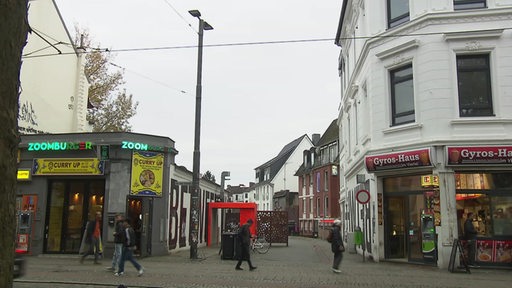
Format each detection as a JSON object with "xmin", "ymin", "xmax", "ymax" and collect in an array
[{"xmin": 356, "ymin": 189, "xmax": 370, "ymax": 204}]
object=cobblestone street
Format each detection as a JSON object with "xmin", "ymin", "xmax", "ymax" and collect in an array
[{"xmin": 14, "ymin": 237, "xmax": 511, "ymax": 288}]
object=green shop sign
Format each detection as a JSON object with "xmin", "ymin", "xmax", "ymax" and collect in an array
[
  {"xmin": 121, "ymin": 141, "xmax": 164, "ymax": 151},
  {"xmin": 28, "ymin": 141, "xmax": 93, "ymax": 151}
]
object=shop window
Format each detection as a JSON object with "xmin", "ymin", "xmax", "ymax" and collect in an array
[
  {"xmin": 390, "ymin": 64, "xmax": 415, "ymax": 126},
  {"xmin": 384, "ymin": 175, "xmax": 423, "ymax": 193},
  {"xmin": 456, "ymin": 54, "xmax": 493, "ymax": 117},
  {"xmin": 491, "ymin": 197, "xmax": 512, "ymax": 236}
]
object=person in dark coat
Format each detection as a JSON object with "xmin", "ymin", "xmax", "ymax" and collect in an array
[
  {"xmin": 464, "ymin": 212, "xmax": 478, "ymax": 265},
  {"xmin": 235, "ymin": 219, "xmax": 257, "ymax": 271},
  {"xmin": 115, "ymin": 219, "xmax": 144, "ymax": 276},
  {"xmin": 331, "ymin": 219, "xmax": 344, "ymax": 273},
  {"xmin": 107, "ymin": 213, "xmax": 124, "ymax": 272}
]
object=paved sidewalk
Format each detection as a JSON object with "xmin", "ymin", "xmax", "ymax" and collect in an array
[{"xmin": 14, "ymin": 236, "xmax": 511, "ymax": 288}]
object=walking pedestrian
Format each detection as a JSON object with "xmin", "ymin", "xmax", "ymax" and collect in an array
[
  {"xmin": 464, "ymin": 212, "xmax": 478, "ymax": 266},
  {"xmin": 115, "ymin": 219, "xmax": 144, "ymax": 277},
  {"xmin": 235, "ymin": 219, "xmax": 257, "ymax": 271},
  {"xmin": 331, "ymin": 219, "xmax": 344, "ymax": 273},
  {"xmin": 80, "ymin": 211, "xmax": 103, "ymax": 264},
  {"xmin": 107, "ymin": 213, "xmax": 124, "ymax": 272}
]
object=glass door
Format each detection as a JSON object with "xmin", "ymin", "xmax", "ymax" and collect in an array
[
  {"xmin": 45, "ymin": 180, "xmax": 104, "ymax": 253},
  {"xmin": 386, "ymin": 196, "xmax": 406, "ymax": 259},
  {"xmin": 385, "ymin": 194, "xmax": 427, "ymax": 262}
]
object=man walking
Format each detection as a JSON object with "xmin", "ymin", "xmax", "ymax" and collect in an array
[
  {"xmin": 464, "ymin": 212, "xmax": 478, "ymax": 266},
  {"xmin": 115, "ymin": 219, "xmax": 144, "ymax": 276},
  {"xmin": 235, "ymin": 219, "xmax": 257, "ymax": 271},
  {"xmin": 107, "ymin": 213, "xmax": 124, "ymax": 272}
]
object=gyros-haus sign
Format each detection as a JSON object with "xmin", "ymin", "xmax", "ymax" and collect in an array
[
  {"xmin": 365, "ymin": 148, "xmax": 432, "ymax": 172},
  {"xmin": 447, "ymin": 146, "xmax": 512, "ymax": 165}
]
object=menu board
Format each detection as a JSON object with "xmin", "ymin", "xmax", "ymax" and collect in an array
[
  {"xmin": 494, "ymin": 240, "xmax": 512, "ymax": 263},
  {"xmin": 476, "ymin": 239, "xmax": 493, "ymax": 262}
]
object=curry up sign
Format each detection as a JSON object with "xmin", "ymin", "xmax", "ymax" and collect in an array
[
  {"xmin": 365, "ymin": 148, "xmax": 432, "ymax": 172},
  {"xmin": 447, "ymin": 146, "xmax": 512, "ymax": 165},
  {"xmin": 28, "ymin": 141, "xmax": 93, "ymax": 151},
  {"xmin": 32, "ymin": 158, "xmax": 105, "ymax": 175},
  {"xmin": 130, "ymin": 151, "xmax": 164, "ymax": 197}
]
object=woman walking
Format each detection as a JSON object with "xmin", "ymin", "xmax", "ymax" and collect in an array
[{"xmin": 331, "ymin": 219, "xmax": 344, "ymax": 273}]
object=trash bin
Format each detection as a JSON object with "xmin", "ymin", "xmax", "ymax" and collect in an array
[
  {"xmin": 222, "ymin": 233, "xmax": 237, "ymax": 260},
  {"xmin": 354, "ymin": 227, "xmax": 363, "ymax": 246}
]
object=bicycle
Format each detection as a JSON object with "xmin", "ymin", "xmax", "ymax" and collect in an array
[{"xmin": 251, "ymin": 235, "xmax": 270, "ymax": 254}]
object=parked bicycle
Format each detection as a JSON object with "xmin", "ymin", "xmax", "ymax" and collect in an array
[{"xmin": 251, "ymin": 234, "xmax": 270, "ymax": 254}]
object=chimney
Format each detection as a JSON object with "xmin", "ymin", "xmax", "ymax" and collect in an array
[{"xmin": 312, "ymin": 133, "xmax": 321, "ymax": 145}]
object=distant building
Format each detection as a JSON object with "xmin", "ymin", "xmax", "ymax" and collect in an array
[
  {"xmin": 253, "ymin": 134, "xmax": 314, "ymax": 211},
  {"xmin": 296, "ymin": 120, "xmax": 340, "ymax": 237}
]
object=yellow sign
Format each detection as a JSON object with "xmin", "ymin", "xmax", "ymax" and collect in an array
[
  {"xmin": 17, "ymin": 169, "xmax": 31, "ymax": 181},
  {"xmin": 32, "ymin": 158, "xmax": 105, "ymax": 175},
  {"xmin": 130, "ymin": 151, "xmax": 164, "ymax": 197},
  {"xmin": 421, "ymin": 175, "xmax": 439, "ymax": 187}
]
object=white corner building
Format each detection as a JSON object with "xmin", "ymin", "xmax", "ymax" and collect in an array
[{"xmin": 336, "ymin": 0, "xmax": 512, "ymax": 269}]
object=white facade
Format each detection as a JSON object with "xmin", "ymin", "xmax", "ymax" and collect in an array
[
  {"xmin": 337, "ymin": 0, "xmax": 512, "ymax": 268},
  {"xmin": 20, "ymin": 0, "xmax": 91, "ymax": 134},
  {"xmin": 254, "ymin": 135, "xmax": 314, "ymax": 211}
]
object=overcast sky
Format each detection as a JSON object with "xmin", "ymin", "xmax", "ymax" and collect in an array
[{"xmin": 54, "ymin": 0, "xmax": 342, "ymax": 186}]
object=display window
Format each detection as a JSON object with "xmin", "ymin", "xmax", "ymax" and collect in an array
[{"xmin": 456, "ymin": 172, "xmax": 512, "ymax": 238}]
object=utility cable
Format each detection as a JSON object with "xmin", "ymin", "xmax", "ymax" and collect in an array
[
  {"xmin": 110, "ymin": 62, "xmax": 188, "ymax": 94},
  {"xmin": 162, "ymin": 0, "xmax": 197, "ymax": 34},
  {"xmin": 22, "ymin": 27, "xmax": 512, "ymax": 59}
]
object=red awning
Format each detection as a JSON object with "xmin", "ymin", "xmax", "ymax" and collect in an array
[{"xmin": 320, "ymin": 219, "xmax": 334, "ymax": 223}]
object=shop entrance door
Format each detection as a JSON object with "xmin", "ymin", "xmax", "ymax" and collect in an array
[
  {"xmin": 44, "ymin": 180, "xmax": 105, "ymax": 253},
  {"xmin": 126, "ymin": 196, "xmax": 152, "ymax": 257},
  {"xmin": 385, "ymin": 194, "xmax": 426, "ymax": 262}
]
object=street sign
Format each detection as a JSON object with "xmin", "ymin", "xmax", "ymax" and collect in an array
[{"xmin": 356, "ymin": 189, "xmax": 370, "ymax": 205}]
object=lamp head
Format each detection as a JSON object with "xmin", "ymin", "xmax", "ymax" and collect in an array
[
  {"xmin": 203, "ymin": 21, "xmax": 214, "ymax": 31},
  {"xmin": 188, "ymin": 10, "xmax": 201, "ymax": 18}
]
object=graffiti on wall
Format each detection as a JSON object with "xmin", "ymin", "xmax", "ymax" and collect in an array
[
  {"xmin": 344, "ymin": 181, "xmax": 373, "ymax": 254},
  {"xmin": 169, "ymin": 179, "xmax": 187, "ymax": 249},
  {"xmin": 168, "ymin": 179, "xmax": 216, "ymax": 251}
]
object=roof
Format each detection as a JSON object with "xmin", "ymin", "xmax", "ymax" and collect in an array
[
  {"xmin": 334, "ymin": 1, "xmax": 349, "ymax": 47},
  {"xmin": 316, "ymin": 119, "xmax": 339, "ymax": 147},
  {"xmin": 254, "ymin": 134, "xmax": 311, "ymax": 182}
]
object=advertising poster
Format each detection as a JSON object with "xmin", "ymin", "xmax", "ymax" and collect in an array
[
  {"xmin": 494, "ymin": 240, "xmax": 512, "ymax": 263},
  {"xmin": 476, "ymin": 239, "xmax": 494, "ymax": 262},
  {"xmin": 130, "ymin": 151, "xmax": 164, "ymax": 197},
  {"xmin": 32, "ymin": 158, "xmax": 105, "ymax": 175}
]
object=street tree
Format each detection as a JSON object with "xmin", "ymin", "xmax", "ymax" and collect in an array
[
  {"xmin": 75, "ymin": 28, "xmax": 138, "ymax": 132},
  {"xmin": 0, "ymin": 0, "xmax": 29, "ymax": 287},
  {"xmin": 202, "ymin": 170, "xmax": 216, "ymax": 183}
]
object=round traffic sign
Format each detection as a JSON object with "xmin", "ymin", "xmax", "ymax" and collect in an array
[{"xmin": 356, "ymin": 189, "xmax": 370, "ymax": 204}]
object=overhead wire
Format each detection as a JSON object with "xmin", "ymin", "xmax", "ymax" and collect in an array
[
  {"xmin": 161, "ymin": 0, "xmax": 197, "ymax": 34},
  {"xmin": 109, "ymin": 62, "xmax": 188, "ymax": 94},
  {"xmin": 22, "ymin": 27, "xmax": 512, "ymax": 59}
]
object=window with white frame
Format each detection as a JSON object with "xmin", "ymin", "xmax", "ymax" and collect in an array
[
  {"xmin": 390, "ymin": 64, "xmax": 415, "ymax": 126},
  {"xmin": 387, "ymin": 0, "xmax": 409, "ymax": 28},
  {"xmin": 324, "ymin": 196, "xmax": 329, "ymax": 216},
  {"xmin": 324, "ymin": 171, "xmax": 329, "ymax": 191},
  {"xmin": 456, "ymin": 54, "xmax": 493, "ymax": 117},
  {"xmin": 310, "ymin": 198, "xmax": 314, "ymax": 215},
  {"xmin": 454, "ymin": 0, "xmax": 486, "ymax": 10}
]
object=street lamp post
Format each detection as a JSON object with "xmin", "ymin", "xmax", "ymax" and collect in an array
[{"xmin": 188, "ymin": 9, "xmax": 213, "ymax": 260}]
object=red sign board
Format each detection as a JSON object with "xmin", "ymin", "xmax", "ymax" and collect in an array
[
  {"xmin": 365, "ymin": 148, "xmax": 432, "ymax": 172},
  {"xmin": 447, "ymin": 146, "xmax": 512, "ymax": 165}
]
